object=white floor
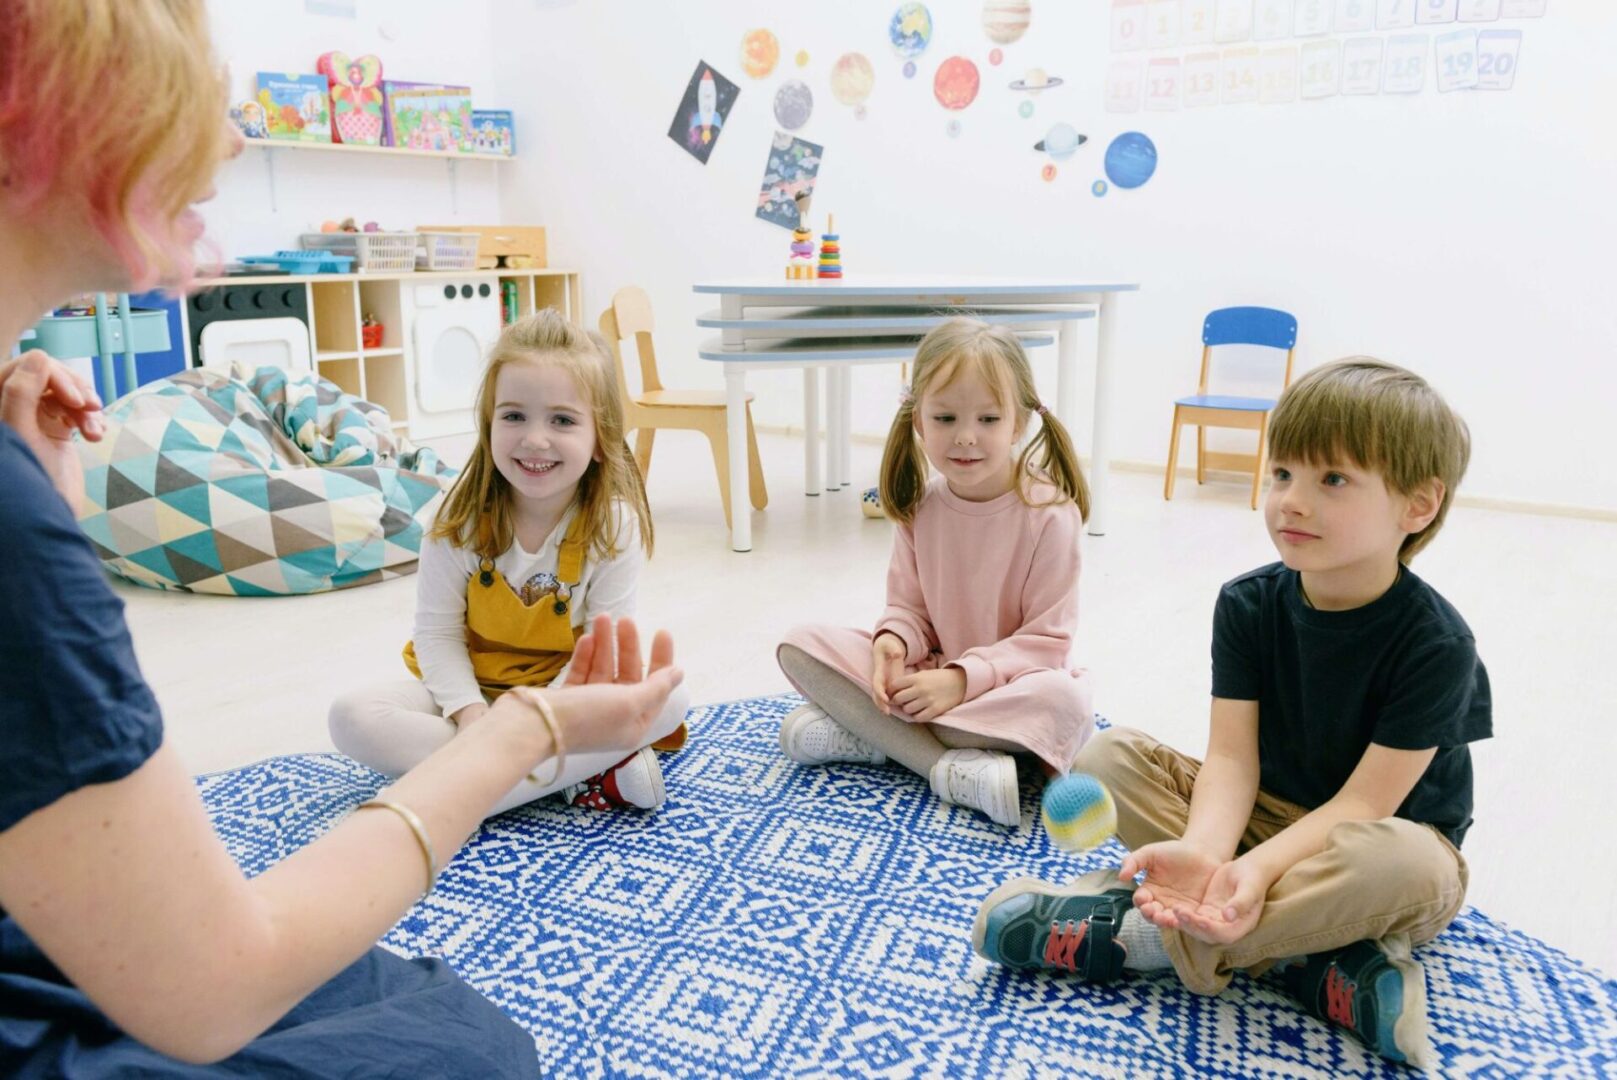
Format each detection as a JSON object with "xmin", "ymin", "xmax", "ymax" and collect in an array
[{"xmin": 117, "ymin": 429, "xmax": 1617, "ymax": 977}]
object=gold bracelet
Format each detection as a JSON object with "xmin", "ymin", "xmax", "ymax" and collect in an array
[
  {"xmin": 509, "ymin": 686, "xmax": 567, "ymax": 788},
  {"xmin": 358, "ymin": 798, "xmax": 438, "ymax": 901}
]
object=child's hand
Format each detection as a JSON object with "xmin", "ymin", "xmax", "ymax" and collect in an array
[
  {"xmin": 889, "ymin": 667, "xmax": 966, "ymax": 723},
  {"xmin": 869, "ymin": 634, "xmax": 907, "ymax": 709},
  {"xmin": 1173, "ymin": 857, "xmax": 1267, "ymax": 945},
  {"xmin": 1120, "ymin": 841, "xmax": 1222, "ymax": 931}
]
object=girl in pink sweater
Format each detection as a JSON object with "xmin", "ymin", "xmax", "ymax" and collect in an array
[{"xmin": 778, "ymin": 318, "xmax": 1096, "ymax": 826}]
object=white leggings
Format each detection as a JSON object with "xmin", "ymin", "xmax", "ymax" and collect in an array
[{"xmin": 328, "ymin": 679, "xmax": 691, "ymax": 817}]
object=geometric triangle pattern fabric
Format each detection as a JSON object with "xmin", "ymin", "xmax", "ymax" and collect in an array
[
  {"xmin": 196, "ymin": 699, "xmax": 1617, "ymax": 1078},
  {"xmin": 76, "ymin": 366, "xmax": 456, "ymax": 595}
]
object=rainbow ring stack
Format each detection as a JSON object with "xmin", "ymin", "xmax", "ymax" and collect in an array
[
  {"xmin": 817, "ymin": 213, "xmax": 842, "ymax": 279},
  {"xmin": 1040, "ymin": 772, "xmax": 1117, "ymax": 852}
]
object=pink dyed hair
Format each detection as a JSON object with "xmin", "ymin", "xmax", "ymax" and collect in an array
[{"xmin": 0, "ymin": 1, "xmax": 230, "ymax": 289}]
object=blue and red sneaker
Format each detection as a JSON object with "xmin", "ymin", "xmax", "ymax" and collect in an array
[
  {"xmin": 1277, "ymin": 938, "xmax": 1431, "ymax": 1065},
  {"xmin": 972, "ymin": 869, "xmax": 1136, "ymax": 983}
]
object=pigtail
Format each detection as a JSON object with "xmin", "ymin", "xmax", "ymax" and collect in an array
[
  {"xmin": 878, "ymin": 402, "xmax": 929, "ymax": 525},
  {"xmin": 1017, "ymin": 409, "xmax": 1090, "ymax": 522}
]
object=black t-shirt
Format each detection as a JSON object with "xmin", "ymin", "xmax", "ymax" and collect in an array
[
  {"xmin": 0, "ymin": 423, "xmax": 164, "ymax": 866},
  {"xmin": 1211, "ymin": 561, "xmax": 1491, "ymax": 847}
]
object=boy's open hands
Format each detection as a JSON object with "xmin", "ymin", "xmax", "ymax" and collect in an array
[
  {"xmin": 1122, "ymin": 842, "xmax": 1268, "ymax": 945},
  {"xmin": 890, "ymin": 667, "xmax": 966, "ymax": 723}
]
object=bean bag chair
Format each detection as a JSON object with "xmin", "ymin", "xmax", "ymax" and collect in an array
[{"xmin": 75, "ymin": 366, "xmax": 455, "ymax": 595}]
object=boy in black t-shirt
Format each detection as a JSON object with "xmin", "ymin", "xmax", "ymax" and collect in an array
[{"xmin": 973, "ymin": 359, "xmax": 1489, "ymax": 1067}]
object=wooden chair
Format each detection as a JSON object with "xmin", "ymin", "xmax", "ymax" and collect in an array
[
  {"xmin": 598, "ymin": 286, "xmax": 766, "ymax": 528},
  {"xmin": 1164, "ymin": 306, "xmax": 1298, "ymax": 510}
]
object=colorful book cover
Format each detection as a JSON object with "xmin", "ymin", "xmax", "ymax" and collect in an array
[
  {"xmin": 468, "ymin": 109, "xmax": 515, "ymax": 156},
  {"xmin": 256, "ymin": 72, "xmax": 332, "ymax": 143},
  {"xmin": 381, "ymin": 81, "xmax": 473, "ymax": 152}
]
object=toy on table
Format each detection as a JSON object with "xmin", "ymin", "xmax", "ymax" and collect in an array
[
  {"xmin": 786, "ymin": 190, "xmax": 817, "ymax": 280},
  {"xmin": 817, "ymin": 213, "xmax": 843, "ymax": 279},
  {"xmin": 320, "ymin": 218, "xmax": 381, "ymax": 233},
  {"xmin": 1041, "ymin": 772, "xmax": 1117, "ymax": 852},
  {"xmin": 316, "ymin": 52, "xmax": 385, "ymax": 146},
  {"xmin": 361, "ymin": 313, "xmax": 383, "ymax": 348}
]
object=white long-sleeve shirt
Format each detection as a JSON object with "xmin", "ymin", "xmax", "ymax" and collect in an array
[{"xmin": 411, "ymin": 502, "xmax": 642, "ymax": 716}]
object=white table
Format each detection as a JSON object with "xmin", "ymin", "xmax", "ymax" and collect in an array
[{"xmin": 693, "ymin": 276, "xmax": 1139, "ymax": 552}]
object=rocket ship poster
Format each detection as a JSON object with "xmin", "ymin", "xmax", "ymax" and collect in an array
[{"xmin": 668, "ymin": 61, "xmax": 739, "ymax": 165}]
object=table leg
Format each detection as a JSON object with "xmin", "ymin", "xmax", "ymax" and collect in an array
[
  {"xmin": 825, "ymin": 367, "xmax": 840, "ymax": 493},
  {"xmin": 1088, "ymin": 293, "xmax": 1119, "ymax": 536},
  {"xmin": 803, "ymin": 366, "xmax": 821, "ymax": 496},
  {"xmin": 1055, "ymin": 319, "xmax": 1079, "ymax": 433},
  {"xmin": 726, "ymin": 366, "xmax": 752, "ymax": 551},
  {"xmin": 838, "ymin": 364, "xmax": 853, "ymax": 487}
]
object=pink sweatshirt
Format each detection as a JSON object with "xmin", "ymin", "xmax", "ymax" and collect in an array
[{"xmin": 876, "ymin": 477, "xmax": 1081, "ymax": 699}]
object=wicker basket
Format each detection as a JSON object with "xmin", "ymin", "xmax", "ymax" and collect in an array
[
  {"xmin": 299, "ymin": 231, "xmax": 420, "ymax": 273},
  {"xmin": 416, "ymin": 231, "xmax": 482, "ymax": 271}
]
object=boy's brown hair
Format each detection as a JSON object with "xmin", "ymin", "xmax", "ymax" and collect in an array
[{"xmin": 1268, "ymin": 357, "xmax": 1469, "ymax": 561}]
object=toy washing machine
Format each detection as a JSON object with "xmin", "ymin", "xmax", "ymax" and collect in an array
[{"xmin": 405, "ymin": 278, "xmax": 502, "ymax": 439}]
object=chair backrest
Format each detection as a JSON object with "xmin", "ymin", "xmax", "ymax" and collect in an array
[
  {"xmin": 1196, "ymin": 306, "xmax": 1298, "ymax": 395},
  {"xmin": 598, "ymin": 286, "xmax": 663, "ymax": 397}
]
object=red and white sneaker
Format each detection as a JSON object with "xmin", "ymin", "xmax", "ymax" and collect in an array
[{"xmin": 565, "ymin": 746, "xmax": 666, "ymax": 810}]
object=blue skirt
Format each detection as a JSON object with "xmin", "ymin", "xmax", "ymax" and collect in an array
[{"xmin": 0, "ymin": 918, "xmax": 537, "ymax": 1078}]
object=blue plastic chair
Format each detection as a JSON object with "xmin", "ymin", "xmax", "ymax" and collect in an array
[{"xmin": 1164, "ymin": 306, "xmax": 1298, "ymax": 509}]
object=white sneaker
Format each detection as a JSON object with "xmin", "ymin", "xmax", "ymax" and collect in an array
[
  {"xmin": 930, "ymin": 749, "xmax": 1021, "ymax": 826},
  {"xmin": 779, "ymin": 703, "xmax": 887, "ymax": 765}
]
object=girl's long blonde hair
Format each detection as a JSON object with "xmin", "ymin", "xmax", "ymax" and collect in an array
[
  {"xmin": 879, "ymin": 317, "xmax": 1089, "ymax": 524},
  {"xmin": 432, "ymin": 309, "xmax": 653, "ymax": 561}
]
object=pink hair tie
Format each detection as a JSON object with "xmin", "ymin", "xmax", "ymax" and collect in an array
[
  {"xmin": 1036, "ymin": 403, "xmax": 1049, "ymax": 417},
  {"xmin": 898, "ymin": 387, "xmax": 915, "ymax": 406}
]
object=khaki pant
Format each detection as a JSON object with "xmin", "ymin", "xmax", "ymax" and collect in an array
[{"xmin": 1076, "ymin": 726, "xmax": 1469, "ymax": 995}]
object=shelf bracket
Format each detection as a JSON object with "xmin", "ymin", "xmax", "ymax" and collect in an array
[
  {"xmin": 263, "ymin": 146, "xmax": 279, "ymax": 213},
  {"xmin": 447, "ymin": 158, "xmax": 460, "ymax": 215}
]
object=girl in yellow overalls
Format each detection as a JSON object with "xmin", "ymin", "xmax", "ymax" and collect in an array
[{"xmin": 329, "ymin": 310, "xmax": 688, "ymax": 815}]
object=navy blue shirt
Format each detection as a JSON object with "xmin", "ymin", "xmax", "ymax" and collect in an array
[
  {"xmin": 0, "ymin": 423, "xmax": 536, "ymax": 1076},
  {"xmin": 1211, "ymin": 561, "xmax": 1492, "ymax": 847},
  {"xmin": 0, "ymin": 425, "xmax": 163, "ymax": 842}
]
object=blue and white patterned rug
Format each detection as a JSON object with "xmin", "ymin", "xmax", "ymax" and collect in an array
[{"xmin": 198, "ymin": 695, "xmax": 1617, "ymax": 1078}]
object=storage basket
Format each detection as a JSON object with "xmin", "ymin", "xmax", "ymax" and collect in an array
[
  {"xmin": 416, "ymin": 231, "xmax": 482, "ymax": 271},
  {"xmin": 299, "ymin": 231, "xmax": 419, "ymax": 273}
]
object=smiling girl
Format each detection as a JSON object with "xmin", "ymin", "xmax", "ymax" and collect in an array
[
  {"xmin": 330, "ymin": 310, "xmax": 689, "ymax": 814},
  {"xmin": 776, "ymin": 318, "xmax": 1096, "ymax": 826}
]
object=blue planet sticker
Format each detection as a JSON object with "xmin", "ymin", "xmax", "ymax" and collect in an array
[
  {"xmin": 1033, "ymin": 122, "xmax": 1087, "ymax": 162},
  {"xmin": 1103, "ymin": 132, "xmax": 1157, "ymax": 189}
]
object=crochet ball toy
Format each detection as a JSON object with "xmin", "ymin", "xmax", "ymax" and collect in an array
[{"xmin": 1041, "ymin": 772, "xmax": 1117, "ymax": 852}]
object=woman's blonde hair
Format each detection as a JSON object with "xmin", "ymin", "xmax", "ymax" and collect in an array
[
  {"xmin": 0, "ymin": 1, "xmax": 231, "ymax": 287},
  {"xmin": 1269, "ymin": 357, "xmax": 1469, "ymax": 562},
  {"xmin": 879, "ymin": 317, "xmax": 1089, "ymax": 524},
  {"xmin": 431, "ymin": 309, "xmax": 653, "ymax": 561}
]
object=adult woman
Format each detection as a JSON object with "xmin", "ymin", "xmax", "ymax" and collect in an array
[{"xmin": 0, "ymin": 3, "xmax": 679, "ymax": 1074}]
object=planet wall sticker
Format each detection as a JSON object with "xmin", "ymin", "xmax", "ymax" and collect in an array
[
  {"xmin": 831, "ymin": 53, "xmax": 875, "ymax": 107},
  {"xmin": 982, "ymin": 0, "xmax": 1031, "ymax": 44},
  {"xmin": 934, "ymin": 56, "xmax": 981, "ymax": 110},
  {"xmin": 1104, "ymin": 131, "xmax": 1157, "ymax": 189},
  {"xmin": 1034, "ymin": 122, "xmax": 1086, "ymax": 161},
  {"xmin": 740, "ymin": 29, "xmax": 779, "ymax": 79},
  {"xmin": 890, "ymin": 3, "xmax": 933, "ymax": 59},
  {"xmin": 1010, "ymin": 68, "xmax": 1063, "ymax": 94},
  {"xmin": 774, "ymin": 80, "xmax": 814, "ymax": 130}
]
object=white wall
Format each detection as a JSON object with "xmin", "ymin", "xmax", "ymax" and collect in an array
[
  {"xmin": 485, "ymin": 0, "xmax": 1617, "ymax": 512},
  {"xmin": 199, "ymin": 0, "xmax": 509, "ymax": 262}
]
